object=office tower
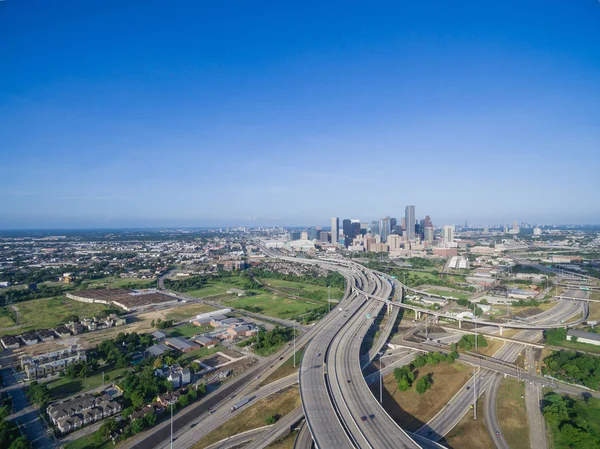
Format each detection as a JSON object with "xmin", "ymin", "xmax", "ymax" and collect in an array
[
  {"xmin": 307, "ymin": 227, "xmax": 319, "ymax": 240},
  {"xmin": 401, "ymin": 217, "xmax": 406, "ymax": 231},
  {"xmin": 387, "ymin": 234, "xmax": 402, "ymax": 250},
  {"xmin": 290, "ymin": 231, "xmax": 302, "ymax": 241},
  {"xmin": 370, "ymin": 220, "xmax": 380, "ymax": 236},
  {"xmin": 465, "ymin": 220, "xmax": 468, "ymax": 229},
  {"xmin": 318, "ymin": 230, "xmax": 330, "ymax": 242},
  {"xmin": 442, "ymin": 225, "xmax": 454, "ymax": 244},
  {"xmin": 533, "ymin": 227, "xmax": 541, "ymax": 236},
  {"xmin": 343, "ymin": 219, "xmax": 352, "ymax": 238},
  {"xmin": 301, "ymin": 231, "xmax": 309, "ymax": 240},
  {"xmin": 331, "ymin": 217, "xmax": 339, "ymax": 245},
  {"xmin": 512, "ymin": 221, "xmax": 520, "ymax": 233},
  {"xmin": 351, "ymin": 220, "xmax": 361, "ymax": 240},
  {"xmin": 424, "ymin": 227, "xmax": 434, "ymax": 243},
  {"xmin": 390, "ymin": 217, "xmax": 397, "ymax": 229},
  {"xmin": 405, "ymin": 205, "xmax": 416, "ymax": 240},
  {"xmin": 379, "ymin": 217, "xmax": 391, "ymax": 242},
  {"xmin": 423, "ymin": 215, "xmax": 433, "ymax": 228},
  {"xmin": 483, "ymin": 225, "xmax": 489, "ymax": 234},
  {"xmin": 360, "ymin": 222, "xmax": 369, "ymax": 236},
  {"xmin": 504, "ymin": 224, "xmax": 509, "ymax": 233}
]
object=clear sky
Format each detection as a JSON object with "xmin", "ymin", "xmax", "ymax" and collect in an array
[{"xmin": 1, "ymin": 0, "xmax": 599, "ymax": 229}]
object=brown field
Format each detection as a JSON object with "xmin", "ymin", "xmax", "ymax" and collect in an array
[
  {"xmin": 379, "ymin": 361, "xmax": 471, "ymax": 431},
  {"xmin": 192, "ymin": 386, "xmax": 301, "ymax": 449},
  {"xmin": 445, "ymin": 397, "xmax": 494, "ymax": 449},
  {"xmin": 265, "ymin": 431, "xmax": 298, "ymax": 449},
  {"xmin": 497, "ymin": 379, "xmax": 529, "ymax": 449}
]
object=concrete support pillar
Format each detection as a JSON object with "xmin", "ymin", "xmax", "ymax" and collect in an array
[
  {"xmin": 459, "ymin": 320, "xmax": 462, "ymax": 329},
  {"xmin": 500, "ymin": 326, "xmax": 503, "ymax": 336}
]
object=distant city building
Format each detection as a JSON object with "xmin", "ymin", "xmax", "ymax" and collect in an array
[
  {"xmin": 387, "ymin": 234, "xmax": 402, "ymax": 250},
  {"xmin": 300, "ymin": 231, "xmax": 309, "ymax": 240},
  {"xmin": 379, "ymin": 217, "xmax": 391, "ymax": 242},
  {"xmin": 342, "ymin": 219, "xmax": 353, "ymax": 247},
  {"xmin": 331, "ymin": 217, "xmax": 339, "ymax": 245},
  {"xmin": 351, "ymin": 220, "xmax": 360, "ymax": 240},
  {"xmin": 424, "ymin": 227, "xmax": 434, "ymax": 243},
  {"xmin": 318, "ymin": 230, "xmax": 330, "ymax": 242},
  {"xmin": 307, "ymin": 227, "xmax": 319, "ymax": 240},
  {"xmin": 405, "ymin": 205, "xmax": 415, "ymax": 240},
  {"xmin": 370, "ymin": 220, "xmax": 380, "ymax": 236},
  {"xmin": 390, "ymin": 217, "xmax": 397, "ymax": 229},
  {"xmin": 483, "ymin": 225, "xmax": 489, "ymax": 234},
  {"xmin": 533, "ymin": 227, "xmax": 542, "ymax": 236},
  {"xmin": 442, "ymin": 225, "xmax": 454, "ymax": 244},
  {"xmin": 289, "ymin": 231, "xmax": 302, "ymax": 241}
]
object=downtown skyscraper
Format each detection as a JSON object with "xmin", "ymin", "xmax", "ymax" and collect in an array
[
  {"xmin": 331, "ymin": 217, "xmax": 339, "ymax": 245},
  {"xmin": 405, "ymin": 205, "xmax": 415, "ymax": 240}
]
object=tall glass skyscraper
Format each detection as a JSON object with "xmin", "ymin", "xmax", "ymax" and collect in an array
[
  {"xmin": 331, "ymin": 217, "xmax": 339, "ymax": 245},
  {"xmin": 405, "ymin": 205, "xmax": 415, "ymax": 240}
]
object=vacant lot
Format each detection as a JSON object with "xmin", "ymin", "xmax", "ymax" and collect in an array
[
  {"xmin": 380, "ymin": 361, "xmax": 471, "ymax": 430},
  {"xmin": 223, "ymin": 292, "xmax": 322, "ymax": 319},
  {"xmin": 265, "ymin": 430, "xmax": 298, "ymax": 449},
  {"xmin": 424, "ymin": 289, "xmax": 472, "ymax": 300},
  {"xmin": 47, "ymin": 364, "xmax": 128, "ymax": 398},
  {"xmin": 497, "ymin": 379, "xmax": 529, "ymax": 449},
  {"xmin": 192, "ymin": 386, "xmax": 301, "ymax": 449},
  {"xmin": 164, "ymin": 303, "xmax": 218, "ymax": 322},
  {"xmin": 0, "ymin": 307, "xmax": 15, "ymax": 328},
  {"xmin": 260, "ymin": 278, "xmax": 344, "ymax": 302},
  {"xmin": 77, "ymin": 276, "xmax": 157, "ymax": 290},
  {"xmin": 445, "ymin": 396, "xmax": 494, "ymax": 449},
  {"xmin": 1, "ymin": 296, "xmax": 109, "ymax": 336}
]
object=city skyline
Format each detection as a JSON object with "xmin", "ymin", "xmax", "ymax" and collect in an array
[{"xmin": 1, "ymin": 1, "xmax": 600, "ymax": 229}]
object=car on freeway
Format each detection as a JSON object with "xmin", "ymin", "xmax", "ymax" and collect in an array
[
  {"xmin": 369, "ymin": 414, "xmax": 375, "ymax": 419},
  {"xmin": 361, "ymin": 416, "xmax": 368, "ymax": 421},
  {"xmin": 495, "ymin": 431, "xmax": 500, "ymax": 436},
  {"xmin": 347, "ymin": 379, "xmax": 351, "ymax": 383}
]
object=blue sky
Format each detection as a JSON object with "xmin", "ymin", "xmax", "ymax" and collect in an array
[{"xmin": 1, "ymin": 0, "xmax": 599, "ymax": 229}]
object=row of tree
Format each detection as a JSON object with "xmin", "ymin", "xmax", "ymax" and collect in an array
[
  {"xmin": 542, "ymin": 350, "xmax": 600, "ymax": 390},
  {"xmin": 393, "ymin": 351, "xmax": 459, "ymax": 394}
]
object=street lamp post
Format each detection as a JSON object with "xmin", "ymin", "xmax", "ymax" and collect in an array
[
  {"xmin": 293, "ymin": 321, "xmax": 297, "ymax": 367},
  {"xmin": 378, "ymin": 351, "xmax": 384, "ymax": 404},
  {"xmin": 169, "ymin": 399, "xmax": 177, "ymax": 449}
]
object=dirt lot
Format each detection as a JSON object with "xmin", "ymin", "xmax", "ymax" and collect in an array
[
  {"xmin": 378, "ymin": 361, "xmax": 472, "ymax": 431},
  {"xmin": 445, "ymin": 396, "xmax": 494, "ymax": 449},
  {"xmin": 192, "ymin": 386, "xmax": 300, "ymax": 449}
]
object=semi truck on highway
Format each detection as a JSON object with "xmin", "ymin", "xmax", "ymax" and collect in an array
[{"xmin": 230, "ymin": 397, "xmax": 253, "ymax": 413}]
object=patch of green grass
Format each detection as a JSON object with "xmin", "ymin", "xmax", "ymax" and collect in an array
[
  {"xmin": 77, "ymin": 276, "xmax": 157, "ymax": 290},
  {"xmin": 177, "ymin": 346, "xmax": 223, "ymax": 365},
  {"xmin": 260, "ymin": 278, "xmax": 344, "ymax": 301},
  {"xmin": 2, "ymin": 296, "xmax": 110, "ymax": 336},
  {"xmin": 223, "ymin": 292, "xmax": 322, "ymax": 319},
  {"xmin": 184, "ymin": 281, "xmax": 244, "ymax": 297},
  {"xmin": 547, "ymin": 339, "xmax": 600, "ymax": 355},
  {"xmin": 167, "ymin": 323, "xmax": 212, "ymax": 338},
  {"xmin": 497, "ymin": 379, "xmax": 529, "ymax": 449},
  {"xmin": 0, "ymin": 307, "xmax": 16, "ymax": 327},
  {"xmin": 424, "ymin": 289, "xmax": 472, "ymax": 300},
  {"xmin": 47, "ymin": 365, "xmax": 128, "ymax": 398},
  {"xmin": 64, "ymin": 433, "xmax": 112, "ymax": 449},
  {"xmin": 164, "ymin": 303, "xmax": 218, "ymax": 322}
]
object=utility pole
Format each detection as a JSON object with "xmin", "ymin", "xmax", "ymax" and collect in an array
[
  {"xmin": 328, "ymin": 285, "xmax": 331, "ymax": 313},
  {"xmin": 379, "ymin": 352, "xmax": 384, "ymax": 404},
  {"xmin": 293, "ymin": 321, "xmax": 297, "ymax": 367},
  {"xmin": 473, "ymin": 365, "xmax": 477, "ymax": 420},
  {"xmin": 475, "ymin": 322, "xmax": 478, "ymax": 352},
  {"xmin": 170, "ymin": 400, "xmax": 175, "ymax": 449}
]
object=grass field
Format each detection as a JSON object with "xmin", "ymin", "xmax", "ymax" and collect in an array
[
  {"xmin": 497, "ymin": 379, "xmax": 529, "ymax": 449},
  {"xmin": 265, "ymin": 430, "xmax": 298, "ymax": 449},
  {"xmin": 47, "ymin": 365, "xmax": 128, "ymax": 398},
  {"xmin": 1, "ymin": 296, "xmax": 110, "ymax": 336},
  {"xmin": 380, "ymin": 361, "xmax": 471, "ymax": 430},
  {"xmin": 65, "ymin": 434, "xmax": 112, "ymax": 449},
  {"xmin": 259, "ymin": 347, "xmax": 305, "ymax": 387},
  {"xmin": 472, "ymin": 338, "xmax": 505, "ymax": 358},
  {"xmin": 192, "ymin": 386, "xmax": 301, "ymax": 449},
  {"xmin": 260, "ymin": 278, "xmax": 344, "ymax": 301},
  {"xmin": 545, "ymin": 338, "xmax": 600, "ymax": 355},
  {"xmin": 0, "ymin": 307, "xmax": 15, "ymax": 328},
  {"xmin": 77, "ymin": 276, "xmax": 157, "ymax": 290},
  {"xmin": 445, "ymin": 396, "xmax": 494, "ymax": 449},
  {"xmin": 424, "ymin": 289, "xmax": 472, "ymax": 300},
  {"xmin": 223, "ymin": 292, "xmax": 323, "ymax": 319},
  {"xmin": 166, "ymin": 323, "xmax": 211, "ymax": 338},
  {"xmin": 164, "ymin": 303, "xmax": 218, "ymax": 322}
]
